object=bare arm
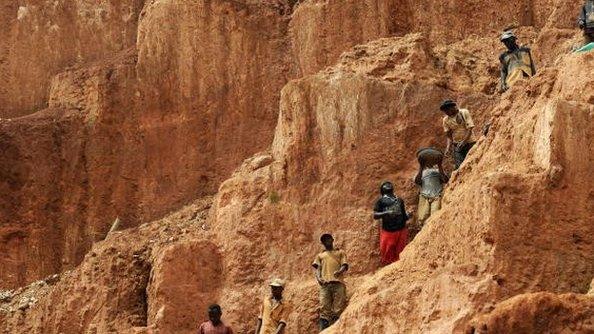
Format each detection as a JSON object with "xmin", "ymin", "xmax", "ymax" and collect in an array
[
  {"xmin": 335, "ymin": 264, "xmax": 349, "ymax": 276},
  {"xmin": 500, "ymin": 55, "xmax": 509, "ymax": 91},
  {"xmin": 528, "ymin": 49, "xmax": 536, "ymax": 75},
  {"xmin": 445, "ymin": 131, "xmax": 453, "ymax": 155},
  {"xmin": 274, "ymin": 322, "xmax": 286, "ymax": 334},
  {"xmin": 414, "ymin": 164, "xmax": 423, "ymax": 186},
  {"xmin": 374, "ymin": 211, "xmax": 391, "ymax": 219},
  {"xmin": 255, "ymin": 319, "xmax": 262, "ymax": 334},
  {"xmin": 312, "ymin": 264, "xmax": 325, "ymax": 285},
  {"xmin": 373, "ymin": 201, "xmax": 389, "ymax": 220}
]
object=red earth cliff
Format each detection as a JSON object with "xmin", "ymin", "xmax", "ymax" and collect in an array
[{"xmin": 1, "ymin": 0, "xmax": 593, "ymax": 333}]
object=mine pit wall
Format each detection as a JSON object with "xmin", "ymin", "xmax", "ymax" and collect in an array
[
  {"xmin": 0, "ymin": 59, "xmax": 141, "ymax": 290},
  {"xmin": 0, "ymin": 0, "xmax": 590, "ymax": 321},
  {"xmin": 0, "ymin": 0, "xmax": 146, "ymax": 118},
  {"xmin": 488, "ymin": 99, "xmax": 594, "ymax": 297},
  {"xmin": 134, "ymin": 0, "xmax": 296, "ymax": 218},
  {"xmin": 0, "ymin": 0, "xmax": 296, "ymax": 289},
  {"xmin": 0, "ymin": 8, "xmax": 592, "ymax": 334},
  {"xmin": 146, "ymin": 240, "xmax": 223, "ymax": 334},
  {"xmin": 322, "ymin": 51, "xmax": 594, "ymax": 333},
  {"xmin": 206, "ymin": 34, "xmax": 503, "ymax": 332}
]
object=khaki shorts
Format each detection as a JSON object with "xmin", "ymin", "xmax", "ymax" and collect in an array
[{"xmin": 417, "ymin": 195, "xmax": 441, "ymax": 223}]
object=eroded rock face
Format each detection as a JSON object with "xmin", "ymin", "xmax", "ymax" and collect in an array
[
  {"xmin": 0, "ymin": 0, "xmax": 296, "ymax": 289},
  {"xmin": 147, "ymin": 240, "xmax": 223, "ymax": 334},
  {"xmin": 1, "ymin": 0, "xmax": 593, "ymax": 333},
  {"xmin": 324, "ymin": 52, "xmax": 594, "ymax": 334},
  {"xmin": 0, "ymin": 199, "xmax": 216, "ymax": 334},
  {"xmin": 466, "ymin": 292, "xmax": 594, "ymax": 333},
  {"xmin": 0, "ymin": 0, "xmax": 145, "ymax": 118}
]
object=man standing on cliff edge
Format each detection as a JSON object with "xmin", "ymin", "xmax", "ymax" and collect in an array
[
  {"xmin": 373, "ymin": 181, "xmax": 410, "ymax": 266},
  {"xmin": 499, "ymin": 31, "xmax": 536, "ymax": 92},
  {"xmin": 441, "ymin": 100, "xmax": 476, "ymax": 170},
  {"xmin": 255, "ymin": 279, "xmax": 290, "ymax": 334},
  {"xmin": 312, "ymin": 233, "xmax": 349, "ymax": 331}
]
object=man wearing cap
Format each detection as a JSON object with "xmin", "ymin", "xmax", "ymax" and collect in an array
[
  {"xmin": 255, "ymin": 279, "xmax": 290, "ymax": 334},
  {"xmin": 441, "ymin": 100, "xmax": 477, "ymax": 169},
  {"xmin": 312, "ymin": 234, "xmax": 349, "ymax": 331},
  {"xmin": 373, "ymin": 181, "xmax": 411, "ymax": 265},
  {"xmin": 499, "ymin": 31, "xmax": 536, "ymax": 92}
]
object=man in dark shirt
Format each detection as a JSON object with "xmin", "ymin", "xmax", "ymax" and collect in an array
[{"xmin": 373, "ymin": 181, "xmax": 410, "ymax": 265}]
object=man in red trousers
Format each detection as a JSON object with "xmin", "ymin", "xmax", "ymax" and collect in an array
[{"xmin": 373, "ymin": 181, "xmax": 411, "ymax": 265}]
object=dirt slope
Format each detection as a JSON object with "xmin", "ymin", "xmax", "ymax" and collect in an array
[{"xmin": 1, "ymin": 0, "xmax": 593, "ymax": 333}]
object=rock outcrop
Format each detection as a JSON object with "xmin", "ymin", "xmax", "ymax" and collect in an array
[
  {"xmin": 1, "ymin": 0, "xmax": 593, "ymax": 333},
  {"xmin": 466, "ymin": 292, "xmax": 593, "ymax": 333},
  {"xmin": 0, "ymin": 0, "xmax": 296, "ymax": 288}
]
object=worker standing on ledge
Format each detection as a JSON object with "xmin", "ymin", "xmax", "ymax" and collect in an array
[
  {"xmin": 441, "ymin": 100, "xmax": 476, "ymax": 170},
  {"xmin": 499, "ymin": 31, "xmax": 536, "ymax": 92},
  {"xmin": 255, "ymin": 279, "xmax": 291, "ymax": 334},
  {"xmin": 312, "ymin": 233, "xmax": 349, "ymax": 331}
]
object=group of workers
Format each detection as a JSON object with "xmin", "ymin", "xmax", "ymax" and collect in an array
[{"xmin": 196, "ymin": 3, "xmax": 594, "ymax": 333}]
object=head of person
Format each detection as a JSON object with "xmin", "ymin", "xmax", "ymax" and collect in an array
[
  {"xmin": 380, "ymin": 181, "xmax": 394, "ymax": 196},
  {"xmin": 207, "ymin": 304, "xmax": 222, "ymax": 324},
  {"xmin": 500, "ymin": 31, "xmax": 518, "ymax": 50},
  {"xmin": 320, "ymin": 233, "xmax": 334, "ymax": 250},
  {"xmin": 440, "ymin": 100, "xmax": 458, "ymax": 117},
  {"xmin": 270, "ymin": 278, "xmax": 285, "ymax": 299}
]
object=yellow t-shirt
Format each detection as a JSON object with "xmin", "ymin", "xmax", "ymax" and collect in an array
[
  {"xmin": 312, "ymin": 249, "xmax": 348, "ymax": 283},
  {"xmin": 258, "ymin": 297, "xmax": 291, "ymax": 334},
  {"xmin": 442, "ymin": 108, "xmax": 476, "ymax": 143}
]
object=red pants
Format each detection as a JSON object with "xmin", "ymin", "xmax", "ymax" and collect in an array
[{"xmin": 380, "ymin": 228, "xmax": 408, "ymax": 265}]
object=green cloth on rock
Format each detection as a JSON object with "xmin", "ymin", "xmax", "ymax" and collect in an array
[{"xmin": 575, "ymin": 42, "xmax": 594, "ymax": 53}]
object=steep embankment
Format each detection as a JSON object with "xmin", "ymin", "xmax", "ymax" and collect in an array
[
  {"xmin": 0, "ymin": 0, "xmax": 296, "ymax": 289},
  {"xmin": 0, "ymin": 0, "xmax": 593, "ymax": 333},
  {"xmin": 326, "ymin": 51, "xmax": 594, "ymax": 333},
  {"xmin": 0, "ymin": 0, "xmax": 584, "ymax": 290}
]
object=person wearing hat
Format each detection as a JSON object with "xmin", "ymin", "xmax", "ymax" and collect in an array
[
  {"xmin": 576, "ymin": 0, "xmax": 594, "ymax": 52},
  {"xmin": 255, "ymin": 278, "xmax": 290, "ymax": 334},
  {"xmin": 441, "ymin": 100, "xmax": 476, "ymax": 169},
  {"xmin": 198, "ymin": 304, "xmax": 234, "ymax": 334},
  {"xmin": 373, "ymin": 181, "xmax": 411, "ymax": 265},
  {"xmin": 312, "ymin": 234, "xmax": 349, "ymax": 330},
  {"xmin": 499, "ymin": 30, "xmax": 536, "ymax": 92}
]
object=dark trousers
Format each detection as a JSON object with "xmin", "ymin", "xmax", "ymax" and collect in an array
[{"xmin": 453, "ymin": 142, "xmax": 475, "ymax": 169}]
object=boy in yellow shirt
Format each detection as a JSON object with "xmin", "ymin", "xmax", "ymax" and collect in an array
[{"xmin": 312, "ymin": 234, "xmax": 349, "ymax": 331}]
